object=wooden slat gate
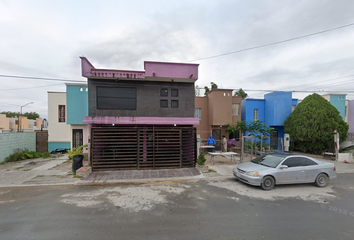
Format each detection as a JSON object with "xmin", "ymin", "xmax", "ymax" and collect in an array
[
  {"xmin": 91, "ymin": 127, "xmax": 196, "ymax": 171},
  {"xmin": 36, "ymin": 132, "xmax": 48, "ymax": 153}
]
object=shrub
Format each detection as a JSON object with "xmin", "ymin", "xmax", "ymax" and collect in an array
[
  {"xmin": 42, "ymin": 152, "xmax": 51, "ymax": 158},
  {"xmin": 4, "ymin": 149, "xmax": 43, "ymax": 163},
  {"xmin": 66, "ymin": 144, "xmax": 88, "ymax": 159},
  {"xmin": 197, "ymin": 152, "xmax": 207, "ymax": 166}
]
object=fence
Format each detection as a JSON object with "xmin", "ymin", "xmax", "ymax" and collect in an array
[{"xmin": 0, "ymin": 132, "xmax": 36, "ymax": 162}]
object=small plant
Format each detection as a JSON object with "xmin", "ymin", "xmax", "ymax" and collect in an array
[
  {"xmin": 197, "ymin": 152, "xmax": 207, "ymax": 166},
  {"xmin": 42, "ymin": 152, "xmax": 51, "ymax": 158},
  {"xmin": 4, "ymin": 149, "xmax": 43, "ymax": 163},
  {"xmin": 66, "ymin": 144, "xmax": 88, "ymax": 159},
  {"xmin": 208, "ymin": 169, "xmax": 217, "ymax": 173}
]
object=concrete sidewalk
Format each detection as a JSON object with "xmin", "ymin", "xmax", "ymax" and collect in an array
[{"xmin": 0, "ymin": 152, "xmax": 353, "ymax": 188}]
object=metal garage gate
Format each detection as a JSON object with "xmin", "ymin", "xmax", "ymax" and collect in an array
[{"xmin": 91, "ymin": 127, "xmax": 196, "ymax": 171}]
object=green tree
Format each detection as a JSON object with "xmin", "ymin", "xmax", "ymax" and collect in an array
[
  {"xmin": 234, "ymin": 88, "xmax": 248, "ymax": 99},
  {"xmin": 204, "ymin": 86, "xmax": 210, "ymax": 96},
  {"xmin": 0, "ymin": 111, "xmax": 40, "ymax": 119},
  {"xmin": 224, "ymin": 119, "xmax": 273, "ymax": 146},
  {"xmin": 204, "ymin": 82, "xmax": 218, "ymax": 97},
  {"xmin": 284, "ymin": 93, "xmax": 348, "ymax": 153}
]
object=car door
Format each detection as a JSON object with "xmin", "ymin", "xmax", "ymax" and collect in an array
[
  {"xmin": 301, "ymin": 157, "xmax": 320, "ymax": 182},
  {"xmin": 276, "ymin": 157, "xmax": 306, "ymax": 184}
]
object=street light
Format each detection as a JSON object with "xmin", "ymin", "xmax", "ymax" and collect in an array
[{"xmin": 19, "ymin": 102, "xmax": 34, "ymax": 132}]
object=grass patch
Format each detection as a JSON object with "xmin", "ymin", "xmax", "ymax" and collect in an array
[
  {"xmin": 73, "ymin": 175, "xmax": 82, "ymax": 179},
  {"xmin": 36, "ymin": 175, "xmax": 44, "ymax": 178},
  {"xmin": 208, "ymin": 169, "xmax": 217, "ymax": 173},
  {"xmin": 23, "ymin": 169, "xmax": 31, "ymax": 171},
  {"xmin": 15, "ymin": 167, "xmax": 24, "ymax": 170}
]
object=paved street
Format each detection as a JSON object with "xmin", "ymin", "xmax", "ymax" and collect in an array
[{"xmin": 1, "ymin": 172, "xmax": 354, "ymax": 240}]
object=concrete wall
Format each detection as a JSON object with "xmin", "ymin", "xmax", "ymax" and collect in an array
[
  {"xmin": 88, "ymin": 79, "xmax": 195, "ymax": 118},
  {"xmin": 0, "ymin": 132, "xmax": 36, "ymax": 162},
  {"xmin": 195, "ymin": 97, "xmax": 210, "ymax": 140},
  {"xmin": 330, "ymin": 94, "xmax": 346, "ymax": 121},
  {"xmin": 48, "ymin": 92, "xmax": 71, "ymax": 151},
  {"xmin": 241, "ymin": 99, "xmax": 265, "ymax": 122},
  {"xmin": 0, "ymin": 114, "xmax": 9, "ymax": 130},
  {"xmin": 207, "ymin": 89, "xmax": 233, "ymax": 126},
  {"xmin": 265, "ymin": 92, "xmax": 293, "ymax": 126},
  {"xmin": 66, "ymin": 84, "xmax": 88, "ymax": 124}
]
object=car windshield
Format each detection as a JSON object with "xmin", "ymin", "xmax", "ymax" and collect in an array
[{"xmin": 251, "ymin": 154, "xmax": 285, "ymax": 168}]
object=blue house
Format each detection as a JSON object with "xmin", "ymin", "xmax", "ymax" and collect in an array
[{"xmin": 241, "ymin": 92, "xmax": 298, "ymax": 150}]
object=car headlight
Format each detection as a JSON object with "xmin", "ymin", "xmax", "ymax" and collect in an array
[{"xmin": 246, "ymin": 171, "xmax": 259, "ymax": 177}]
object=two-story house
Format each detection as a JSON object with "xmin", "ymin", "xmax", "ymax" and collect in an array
[
  {"xmin": 47, "ymin": 83, "xmax": 88, "ymax": 152},
  {"xmin": 242, "ymin": 91, "xmax": 298, "ymax": 150},
  {"xmin": 195, "ymin": 89, "xmax": 242, "ymax": 149},
  {"xmin": 81, "ymin": 57, "xmax": 199, "ymax": 171}
]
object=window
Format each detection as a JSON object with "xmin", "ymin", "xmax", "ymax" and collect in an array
[
  {"xmin": 34, "ymin": 122, "xmax": 37, "ymax": 126},
  {"xmin": 58, "ymin": 105, "xmax": 66, "ymax": 122},
  {"xmin": 160, "ymin": 100, "xmax": 168, "ymax": 108},
  {"xmin": 171, "ymin": 89, "xmax": 178, "ymax": 97},
  {"xmin": 97, "ymin": 87, "xmax": 136, "ymax": 110},
  {"xmin": 160, "ymin": 88, "xmax": 168, "ymax": 96},
  {"xmin": 292, "ymin": 105, "xmax": 296, "ymax": 112},
  {"xmin": 282, "ymin": 157, "xmax": 302, "ymax": 167},
  {"xmin": 301, "ymin": 157, "xmax": 318, "ymax": 166},
  {"xmin": 253, "ymin": 109, "xmax": 259, "ymax": 120},
  {"xmin": 171, "ymin": 100, "xmax": 179, "ymax": 108},
  {"xmin": 232, "ymin": 103, "xmax": 240, "ymax": 115},
  {"xmin": 195, "ymin": 108, "xmax": 201, "ymax": 123},
  {"xmin": 15, "ymin": 120, "xmax": 18, "ymax": 124}
]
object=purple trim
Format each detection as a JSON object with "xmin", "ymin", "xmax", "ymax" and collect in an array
[
  {"xmin": 80, "ymin": 57, "xmax": 199, "ymax": 81},
  {"xmin": 83, "ymin": 116, "xmax": 199, "ymax": 126}
]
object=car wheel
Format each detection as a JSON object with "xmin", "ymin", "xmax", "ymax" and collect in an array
[
  {"xmin": 261, "ymin": 176, "xmax": 275, "ymax": 190},
  {"xmin": 315, "ymin": 173, "xmax": 329, "ymax": 187}
]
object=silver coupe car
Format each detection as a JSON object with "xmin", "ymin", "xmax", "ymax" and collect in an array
[{"xmin": 233, "ymin": 152, "xmax": 337, "ymax": 190}]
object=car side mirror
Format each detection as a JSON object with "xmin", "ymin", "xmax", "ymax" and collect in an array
[{"xmin": 280, "ymin": 165, "xmax": 288, "ymax": 169}]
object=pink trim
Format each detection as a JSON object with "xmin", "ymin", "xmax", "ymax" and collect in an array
[
  {"xmin": 83, "ymin": 116, "xmax": 199, "ymax": 126},
  {"xmin": 80, "ymin": 57, "xmax": 199, "ymax": 81}
]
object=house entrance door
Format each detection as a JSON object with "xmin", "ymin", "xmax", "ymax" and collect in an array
[
  {"xmin": 212, "ymin": 129, "xmax": 221, "ymax": 150},
  {"xmin": 73, "ymin": 129, "xmax": 83, "ymax": 149},
  {"xmin": 270, "ymin": 130, "xmax": 278, "ymax": 150}
]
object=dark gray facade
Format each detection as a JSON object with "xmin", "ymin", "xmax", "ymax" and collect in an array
[{"xmin": 88, "ymin": 79, "xmax": 195, "ymax": 118}]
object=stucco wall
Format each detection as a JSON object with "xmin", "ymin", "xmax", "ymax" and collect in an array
[
  {"xmin": 265, "ymin": 92, "xmax": 293, "ymax": 126},
  {"xmin": 195, "ymin": 97, "xmax": 210, "ymax": 140},
  {"xmin": 241, "ymin": 99, "xmax": 265, "ymax": 122},
  {"xmin": 48, "ymin": 92, "xmax": 71, "ymax": 144},
  {"xmin": 329, "ymin": 95, "xmax": 346, "ymax": 121},
  {"xmin": 0, "ymin": 114, "xmax": 9, "ymax": 130},
  {"xmin": 207, "ymin": 90, "xmax": 233, "ymax": 126},
  {"xmin": 0, "ymin": 132, "xmax": 36, "ymax": 162},
  {"xmin": 66, "ymin": 84, "xmax": 88, "ymax": 124},
  {"xmin": 88, "ymin": 80, "xmax": 195, "ymax": 118}
]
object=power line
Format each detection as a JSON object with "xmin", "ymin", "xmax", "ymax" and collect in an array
[
  {"xmin": 186, "ymin": 22, "xmax": 354, "ymax": 62},
  {"xmin": 0, "ymin": 74, "xmax": 86, "ymax": 83},
  {"xmin": 0, "ymin": 83, "xmax": 63, "ymax": 91}
]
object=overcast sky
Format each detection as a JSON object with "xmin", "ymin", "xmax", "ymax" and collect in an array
[{"xmin": 1, "ymin": 0, "xmax": 354, "ymax": 120}]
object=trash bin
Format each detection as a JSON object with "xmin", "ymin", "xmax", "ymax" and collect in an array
[{"xmin": 72, "ymin": 155, "xmax": 84, "ymax": 173}]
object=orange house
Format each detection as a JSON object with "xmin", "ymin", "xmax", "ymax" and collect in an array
[{"xmin": 195, "ymin": 89, "xmax": 242, "ymax": 149}]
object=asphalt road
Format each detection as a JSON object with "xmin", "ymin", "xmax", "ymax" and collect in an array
[{"xmin": 0, "ymin": 174, "xmax": 354, "ymax": 240}]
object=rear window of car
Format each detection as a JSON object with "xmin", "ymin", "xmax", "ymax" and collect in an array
[{"xmin": 301, "ymin": 157, "xmax": 318, "ymax": 166}]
